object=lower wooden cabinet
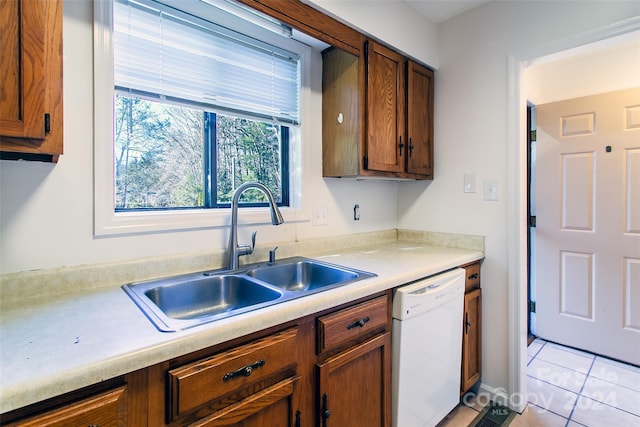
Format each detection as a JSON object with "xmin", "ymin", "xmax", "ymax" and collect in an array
[
  {"xmin": 316, "ymin": 295, "xmax": 391, "ymax": 427},
  {"xmin": 188, "ymin": 376, "xmax": 301, "ymax": 427},
  {"xmin": 461, "ymin": 262, "xmax": 482, "ymax": 393},
  {"xmin": 2, "ymin": 290, "xmax": 396, "ymax": 426},
  {"xmin": 318, "ymin": 333, "xmax": 391, "ymax": 427},
  {"xmin": 151, "ymin": 291, "xmax": 391, "ymax": 427},
  {"xmin": 4, "ymin": 385, "xmax": 128, "ymax": 427},
  {"xmin": 164, "ymin": 328, "xmax": 300, "ymax": 426}
]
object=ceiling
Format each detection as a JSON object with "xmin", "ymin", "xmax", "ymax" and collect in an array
[{"xmin": 404, "ymin": 0, "xmax": 491, "ymax": 23}]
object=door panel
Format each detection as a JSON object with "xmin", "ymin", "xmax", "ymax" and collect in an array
[
  {"xmin": 561, "ymin": 152, "xmax": 594, "ymax": 230},
  {"xmin": 559, "ymin": 251, "xmax": 593, "ymax": 319},
  {"xmin": 624, "ymin": 258, "xmax": 640, "ymax": 331},
  {"xmin": 406, "ymin": 61, "xmax": 434, "ymax": 177},
  {"xmin": 535, "ymin": 88, "xmax": 640, "ymax": 365},
  {"xmin": 626, "ymin": 148, "xmax": 640, "ymax": 233},
  {"xmin": 317, "ymin": 333, "xmax": 390, "ymax": 427},
  {"xmin": 366, "ymin": 41, "xmax": 404, "ymax": 173}
]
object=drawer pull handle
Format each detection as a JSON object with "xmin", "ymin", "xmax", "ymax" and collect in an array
[
  {"xmin": 346, "ymin": 316, "xmax": 370, "ymax": 330},
  {"xmin": 468, "ymin": 272, "xmax": 479, "ymax": 280},
  {"xmin": 223, "ymin": 359, "xmax": 265, "ymax": 381}
]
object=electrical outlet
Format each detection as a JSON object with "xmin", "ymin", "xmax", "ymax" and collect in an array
[
  {"xmin": 312, "ymin": 204, "xmax": 328, "ymax": 226},
  {"xmin": 484, "ymin": 181, "xmax": 499, "ymax": 201}
]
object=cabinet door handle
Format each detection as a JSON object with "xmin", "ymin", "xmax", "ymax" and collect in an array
[
  {"xmin": 223, "ymin": 359, "xmax": 265, "ymax": 381},
  {"xmin": 346, "ymin": 316, "xmax": 370, "ymax": 330},
  {"xmin": 399, "ymin": 136, "xmax": 404, "ymax": 156},
  {"xmin": 409, "ymin": 137, "xmax": 414, "ymax": 156},
  {"xmin": 468, "ymin": 272, "xmax": 479, "ymax": 280},
  {"xmin": 465, "ymin": 312, "xmax": 471, "ymax": 335},
  {"xmin": 322, "ymin": 393, "xmax": 331, "ymax": 427}
]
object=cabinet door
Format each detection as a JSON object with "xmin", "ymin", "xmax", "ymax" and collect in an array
[
  {"xmin": 0, "ymin": 0, "xmax": 45, "ymax": 139},
  {"xmin": 365, "ymin": 41, "xmax": 405, "ymax": 174},
  {"xmin": 189, "ymin": 376, "xmax": 300, "ymax": 427},
  {"xmin": 461, "ymin": 288, "xmax": 482, "ymax": 393},
  {"xmin": 318, "ymin": 333, "xmax": 391, "ymax": 427},
  {"xmin": 406, "ymin": 61, "xmax": 434, "ymax": 178},
  {"xmin": 0, "ymin": 0, "xmax": 63, "ymax": 159},
  {"xmin": 5, "ymin": 386, "xmax": 127, "ymax": 427}
]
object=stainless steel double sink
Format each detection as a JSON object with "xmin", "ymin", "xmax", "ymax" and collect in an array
[{"xmin": 122, "ymin": 257, "xmax": 376, "ymax": 332}]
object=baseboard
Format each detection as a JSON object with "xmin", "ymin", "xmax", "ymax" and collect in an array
[{"xmin": 475, "ymin": 382, "xmax": 525, "ymax": 414}]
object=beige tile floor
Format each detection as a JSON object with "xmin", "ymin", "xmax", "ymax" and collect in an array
[{"xmin": 437, "ymin": 338, "xmax": 640, "ymax": 426}]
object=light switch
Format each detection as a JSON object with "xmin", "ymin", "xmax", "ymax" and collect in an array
[{"xmin": 464, "ymin": 173, "xmax": 476, "ymax": 193}]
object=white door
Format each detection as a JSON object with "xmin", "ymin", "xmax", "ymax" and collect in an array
[{"xmin": 535, "ymin": 88, "xmax": 640, "ymax": 365}]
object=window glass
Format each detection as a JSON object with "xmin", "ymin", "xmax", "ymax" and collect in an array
[{"xmin": 112, "ymin": 0, "xmax": 297, "ymax": 210}]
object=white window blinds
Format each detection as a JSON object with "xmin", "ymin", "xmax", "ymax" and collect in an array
[{"xmin": 113, "ymin": 0, "xmax": 300, "ymax": 124}]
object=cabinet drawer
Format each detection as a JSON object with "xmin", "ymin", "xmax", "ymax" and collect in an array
[
  {"xmin": 168, "ymin": 328, "xmax": 298, "ymax": 421},
  {"xmin": 317, "ymin": 295, "xmax": 388, "ymax": 354},
  {"xmin": 6, "ymin": 386, "xmax": 127, "ymax": 427},
  {"xmin": 464, "ymin": 262, "xmax": 481, "ymax": 292},
  {"xmin": 189, "ymin": 375, "xmax": 300, "ymax": 427}
]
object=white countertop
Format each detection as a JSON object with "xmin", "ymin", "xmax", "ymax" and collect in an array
[{"xmin": 0, "ymin": 241, "xmax": 482, "ymax": 413}]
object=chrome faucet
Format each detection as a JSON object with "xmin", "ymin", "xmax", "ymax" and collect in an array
[{"xmin": 227, "ymin": 182, "xmax": 284, "ymax": 270}]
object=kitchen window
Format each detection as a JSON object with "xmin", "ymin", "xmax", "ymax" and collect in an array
[
  {"xmin": 94, "ymin": 0, "xmax": 311, "ymax": 235},
  {"xmin": 114, "ymin": 0, "xmax": 296, "ymax": 210}
]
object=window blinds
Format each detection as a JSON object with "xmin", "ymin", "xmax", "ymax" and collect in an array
[{"xmin": 113, "ymin": 0, "xmax": 300, "ymax": 124}]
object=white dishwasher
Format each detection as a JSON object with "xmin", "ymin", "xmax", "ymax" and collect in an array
[{"xmin": 392, "ymin": 268, "xmax": 465, "ymax": 427}]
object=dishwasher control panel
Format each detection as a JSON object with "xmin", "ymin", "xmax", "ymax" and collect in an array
[{"xmin": 392, "ymin": 268, "xmax": 465, "ymax": 320}]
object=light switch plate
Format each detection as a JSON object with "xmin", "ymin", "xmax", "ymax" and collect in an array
[
  {"xmin": 464, "ymin": 173, "xmax": 476, "ymax": 193},
  {"xmin": 312, "ymin": 204, "xmax": 328, "ymax": 226},
  {"xmin": 484, "ymin": 181, "xmax": 499, "ymax": 201}
]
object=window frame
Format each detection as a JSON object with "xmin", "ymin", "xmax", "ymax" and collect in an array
[{"xmin": 94, "ymin": 0, "xmax": 309, "ymax": 236}]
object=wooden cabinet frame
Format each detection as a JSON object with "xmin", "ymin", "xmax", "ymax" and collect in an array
[
  {"xmin": 0, "ymin": 0, "xmax": 64, "ymax": 162},
  {"xmin": 317, "ymin": 333, "xmax": 391, "ymax": 427},
  {"xmin": 240, "ymin": 0, "xmax": 435, "ymax": 181},
  {"xmin": 461, "ymin": 261, "xmax": 482, "ymax": 394}
]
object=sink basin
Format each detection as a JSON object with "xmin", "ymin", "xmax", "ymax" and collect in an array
[
  {"xmin": 123, "ymin": 274, "xmax": 283, "ymax": 331},
  {"xmin": 123, "ymin": 257, "xmax": 375, "ymax": 332},
  {"xmin": 247, "ymin": 259, "xmax": 363, "ymax": 292},
  {"xmin": 144, "ymin": 275, "xmax": 282, "ymax": 320}
]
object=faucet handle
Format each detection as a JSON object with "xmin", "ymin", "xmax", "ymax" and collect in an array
[
  {"xmin": 237, "ymin": 231, "xmax": 257, "ymax": 258},
  {"xmin": 250, "ymin": 231, "xmax": 257, "ymax": 253}
]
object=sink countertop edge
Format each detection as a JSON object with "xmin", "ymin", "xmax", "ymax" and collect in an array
[{"xmin": 0, "ymin": 242, "xmax": 483, "ymax": 414}]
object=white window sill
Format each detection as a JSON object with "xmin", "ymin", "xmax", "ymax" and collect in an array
[{"xmin": 95, "ymin": 207, "xmax": 309, "ymax": 237}]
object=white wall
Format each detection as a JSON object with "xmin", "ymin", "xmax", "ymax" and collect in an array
[
  {"xmin": 306, "ymin": 0, "xmax": 439, "ymax": 67},
  {"xmin": 0, "ymin": 0, "xmax": 400, "ymax": 274},
  {"xmin": 397, "ymin": 0, "xmax": 639, "ymax": 398},
  {"xmin": 525, "ymin": 33, "xmax": 640, "ymax": 105}
]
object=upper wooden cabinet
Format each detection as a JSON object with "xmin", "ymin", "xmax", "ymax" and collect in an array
[
  {"xmin": 322, "ymin": 40, "xmax": 435, "ymax": 180},
  {"xmin": 365, "ymin": 41, "xmax": 406, "ymax": 175},
  {"xmin": 406, "ymin": 60, "xmax": 434, "ymax": 178},
  {"xmin": 0, "ymin": 0, "xmax": 63, "ymax": 162}
]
